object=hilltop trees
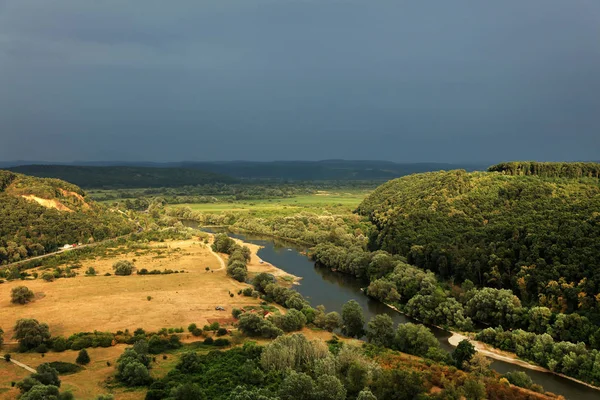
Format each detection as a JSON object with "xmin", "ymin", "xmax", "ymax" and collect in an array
[{"xmin": 11, "ymin": 286, "xmax": 35, "ymax": 304}]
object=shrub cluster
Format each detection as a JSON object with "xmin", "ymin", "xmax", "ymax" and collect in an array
[{"xmin": 137, "ymin": 268, "xmax": 178, "ymax": 275}]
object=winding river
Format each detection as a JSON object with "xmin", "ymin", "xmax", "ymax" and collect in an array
[{"xmin": 195, "ymin": 226, "xmax": 598, "ymax": 400}]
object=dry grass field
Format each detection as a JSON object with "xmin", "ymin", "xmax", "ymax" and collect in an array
[
  {"xmin": 0, "ymin": 235, "xmax": 297, "ymax": 399},
  {"xmin": 0, "ymin": 237, "xmax": 293, "ymax": 340}
]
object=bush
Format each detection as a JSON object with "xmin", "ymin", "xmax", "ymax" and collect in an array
[
  {"xmin": 113, "ymin": 260, "xmax": 134, "ymax": 276},
  {"xmin": 42, "ymin": 272, "xmax": 55, "ymax": 282},
  {"xmin": 243, "ymin": 288, "xmax": 253, "ymax": 296},
  {"xmin": 76, "ymin": 349, "xmax": 90, "ymax": 365},
  {"xmin": 213, "ymin": 338, "xmax": 230, "ymax": 347},
  {"xmin": 232, "ymin": 308, "xmax": 242, "ymax": 319},
  {"xmin": 203, "ymin": 337, "xmax": 214, "ymax": 345},
  {"xmin": 187, "ymin": 323, "xmax": 197, "ymax": 333},
  {"xmin": 48, "ymin": 361, "xmax": 82, "ymax": 375},
  {"xmin": 216, "ymin": 328, "xmax": 228, "ymax": 337},
  {"xmin": 4, "ymin": 354, "xmax": 10, "ymax": 362},
  {"xmin": 36, "ymin": 343, "xmax": 48, "ymax": 353},
  {"xmin": 504, "ymin": 371, "xmax": 533, "ymax": 389},
  {"xmin": 51, "ymin": 337, "xmax": 68, "ymax": 352},
  {"xmin": 192, "ymin": 328, "xmax": 203, "ymax": 337},
  {"xmin": 11, "ymin": 286, "xmax": 35, "ymax": 304},
  {"xmin": 85, "ymin": 267, "xmax": 96, "ymax": 276}
]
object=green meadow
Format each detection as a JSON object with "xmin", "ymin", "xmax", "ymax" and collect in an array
[{"xmin": 169, "ymin": 192, "xmax": 369, "ymax": 217}]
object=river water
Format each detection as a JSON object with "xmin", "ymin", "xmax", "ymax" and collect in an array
[{"xmin": 195, "ymin": 226, "xmax": 598, "ymax": 399}]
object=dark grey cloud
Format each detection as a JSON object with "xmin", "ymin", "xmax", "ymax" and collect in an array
[{"xmin": 1, "ymin": 0, "xmax": 599, "ymax": 162}]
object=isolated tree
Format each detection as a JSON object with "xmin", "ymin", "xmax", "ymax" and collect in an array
[
  {"xmin": 366, "ymin": 314, "xmax": 394, "ymax": 347},
  {"xmin": 453, "ymin": 339, "xmax": 476, "ymax": 369},
  {"xmin": 342, "ymin": 300, "xmax": 365, "ymax": 338},
  {"xmin": 76, "ymin": 349, "xmax": 90, "ymax": 365},
  {"xmin": 13, "ymin": 319, "xmax": 51, "ymax": 351},
  {"xmin": 112, "ymin": 260, "xmax": 134, "ymax": 276},
  {"xmin": 11, "ymin": 286, "xmax": 35, "ymax": 304},
  {"xmin": 85, "ymin": 267, "xmax": 97, "ymax": 276}
]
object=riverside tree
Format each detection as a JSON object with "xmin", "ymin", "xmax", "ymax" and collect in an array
[
  {"xmin": 366, "ymin": 314, "xmax": 394, "ymax": 347},
  {"xmin": 341, "ymin": 300, "xmax": 365, "ymax": 338}
]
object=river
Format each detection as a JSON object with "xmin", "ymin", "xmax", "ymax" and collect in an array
[{"xmin": 195, "ymin": 226, "xmax": 598, "ymax": 400}]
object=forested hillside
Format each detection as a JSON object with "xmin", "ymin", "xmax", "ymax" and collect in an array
[
  {"xmin": 357, "ymin": 166, "xmax": 600, "ymax": 317},
  {"xmin": 8, "ymin": 165, "xmax": 237, "ymax": 188},
  {"xmin": 488, "ymin": 161, "xmax": 600, "ymax": 179},
  {"xmin": 0, "ymin": 170, "xmax": 134, "ymax": 265}
]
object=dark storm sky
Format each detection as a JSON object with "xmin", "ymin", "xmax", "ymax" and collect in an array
[{"xmin": 1, "ymin": 0, "xmax": 599, "ymax": 163}]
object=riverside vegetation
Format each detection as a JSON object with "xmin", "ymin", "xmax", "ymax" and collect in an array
[{"xmin": 2, "ymin": 162, "xmax": 599, "ymax": 398}]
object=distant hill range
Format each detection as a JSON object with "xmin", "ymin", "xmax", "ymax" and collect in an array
[
  {"xmin": 4, "ymin": 160, "xmax": 487, "ymax": 185},
  {"xmin": 7, "ymin": 165, "xmax": 238, "ymax": 189}
]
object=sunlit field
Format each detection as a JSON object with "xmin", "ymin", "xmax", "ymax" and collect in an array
[{"xmin": 169, "ymin": 192, "xmax": 370, "ymax": 217}]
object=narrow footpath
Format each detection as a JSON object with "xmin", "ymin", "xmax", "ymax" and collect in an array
[{"xmin": 10, "ymin": 358, "xmax": 36, "ymax": 374}]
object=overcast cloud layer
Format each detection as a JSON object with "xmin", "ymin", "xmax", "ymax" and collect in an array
[{"xmin": 1, "ymin": 0, "xmax": 599, "ymax": 163}]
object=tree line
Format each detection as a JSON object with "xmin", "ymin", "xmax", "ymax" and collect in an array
[{"xmin": 488, "ymin": 161, "xmax": 600, "ymax": 179}]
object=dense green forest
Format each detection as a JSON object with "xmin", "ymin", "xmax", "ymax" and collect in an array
[
  {"xmin": 357, "ymin": 166, "xmax": 600, "ymax": 319},
  {"xmin": 8, "ymin": 165, "xmax": 238, "ymax": 189},
  {"xmin": 488, "ymin": 161, "xmax": 600, "ymax": 179},
  {"xmin": 0, "ymin": 170, "xmax": 134, "ymax": 265}
]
